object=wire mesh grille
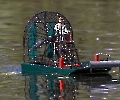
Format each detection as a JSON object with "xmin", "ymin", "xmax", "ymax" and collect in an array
[{"xmin": 23, "ymin": 11, "xmax": 79, "ymax": 66}]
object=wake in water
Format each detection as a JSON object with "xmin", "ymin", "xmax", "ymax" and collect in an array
[{"xmin": 1, "ymin": 64, "xmax": 21, "ymax": 75}]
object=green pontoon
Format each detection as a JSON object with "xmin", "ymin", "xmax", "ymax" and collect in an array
[{"xmin": 21, "ymin": 11, "xmax": 120, "ymax": 75}]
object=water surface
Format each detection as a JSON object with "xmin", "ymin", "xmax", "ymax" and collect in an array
[{"xmin": 0, "ymin": 0, "xmax": 120, "ymax": 100}]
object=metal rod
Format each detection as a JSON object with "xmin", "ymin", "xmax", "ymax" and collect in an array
[{"xmin": 90, "ymin": 60, "xmax": 120, "ymax": 68}]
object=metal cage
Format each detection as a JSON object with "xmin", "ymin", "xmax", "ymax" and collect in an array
[{"xmin": 23, "ymin": 11, "xmax": 79, "ymax": 67}]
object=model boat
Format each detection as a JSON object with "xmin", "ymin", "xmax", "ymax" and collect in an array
[{"xmin": 21, "ymin": 11, "xmax": 120, "ymax": 75}]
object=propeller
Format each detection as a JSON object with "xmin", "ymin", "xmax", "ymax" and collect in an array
[{"xmin": 29, "ymin": 36, "xmax": 54, "ymax": 51}]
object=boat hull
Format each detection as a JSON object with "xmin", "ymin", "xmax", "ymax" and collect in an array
[
  {"xmin": 21, "ymin": 63, "xmax": 76, "ymax": 76},
  {"xmin": 21, "ymin": 62, "xmax": 111, "ymax": 76}
]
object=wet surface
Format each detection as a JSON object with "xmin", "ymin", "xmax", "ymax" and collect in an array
[
  {"xmin": 0, "ymin": 0, "xmax": 120, "ymax": 99},
  {"xmin": 23, "ymin": 73, "xmax": 120, "ymax": 100}
]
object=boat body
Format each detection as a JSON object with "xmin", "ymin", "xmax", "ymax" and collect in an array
[
  {"xmin": 21, "ymin": 11, "xmax": 120, "ymax": 75},
  {"xmin": 21, "ymin": 62, "xmax": 76, "ymax": 76},
  {"xmin": 21, "ymin": 61, "xmax": 115, "ymax": 76}
]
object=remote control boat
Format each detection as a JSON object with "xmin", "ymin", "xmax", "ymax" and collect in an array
[{"xmin": 21, "ymin": 11, "xmax": 120, "ymax": 75}]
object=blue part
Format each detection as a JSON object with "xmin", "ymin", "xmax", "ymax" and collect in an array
[
  {"xmin": 46, "ymin": 22, "xmax": 55, "ymax": 58},
  {"xmin": 28, "ymin": 23, "xmax": 37, "ymax": 59},
  {"xmin": 29, "ymin": 75, "xmax": 39, "ymax": 100},
  {"xmin": 47, "ymin": 44, "xmax": 54, "ymax": 58},
  {"xmin": 47, "ymin": 22, "xmax": 55, "ymax": 36}
]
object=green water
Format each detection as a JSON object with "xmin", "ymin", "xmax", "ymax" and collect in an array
[{"xmin": 0, "ymin": 0, "xmax": 120, "ymax": 99}]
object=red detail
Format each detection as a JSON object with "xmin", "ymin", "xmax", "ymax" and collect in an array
[
  {"xmin": 66, "ymin": 64, "xmax": 71, "ymax": 67},
  {"xmin": 94, "ymin": 54, "xmax": 99, "ymax": 61},
  {"xmin": 65, "ymin": 64, "xmax": 80, "ymax": 67},
  {"xmin": 58, "ymin": 22, "xmax": 62, "ymax": 24},
  {"xmin": 59, "ymin": 80, "xmax": 63, "ymax": 90},
  {"xmin": 64, "ymin": 34, "xmax": 72, "ymax": 41},
  {"xmin": 59, "ymin": 95, "xmax": 63, "ymax": 98},
  {"xmin": 74, "ymin": 63, "xmax": 80, "ymax": 67},
  {"xmin": 59, "ymin": 57, "xmax": 64, "ymax": 68}
]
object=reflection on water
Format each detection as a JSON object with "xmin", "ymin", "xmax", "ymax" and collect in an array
[
  {"xmin": 24, "ymin": 73, "xmax": 76, "ymax": 100},
  {"xmin": 23, "ymin": 72, "xmax": 120, "ymax": 100}
]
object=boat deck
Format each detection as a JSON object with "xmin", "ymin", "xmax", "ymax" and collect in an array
[{"xmin": 21, "ymin": 60, "xmax": 120, "ymax": 76}]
